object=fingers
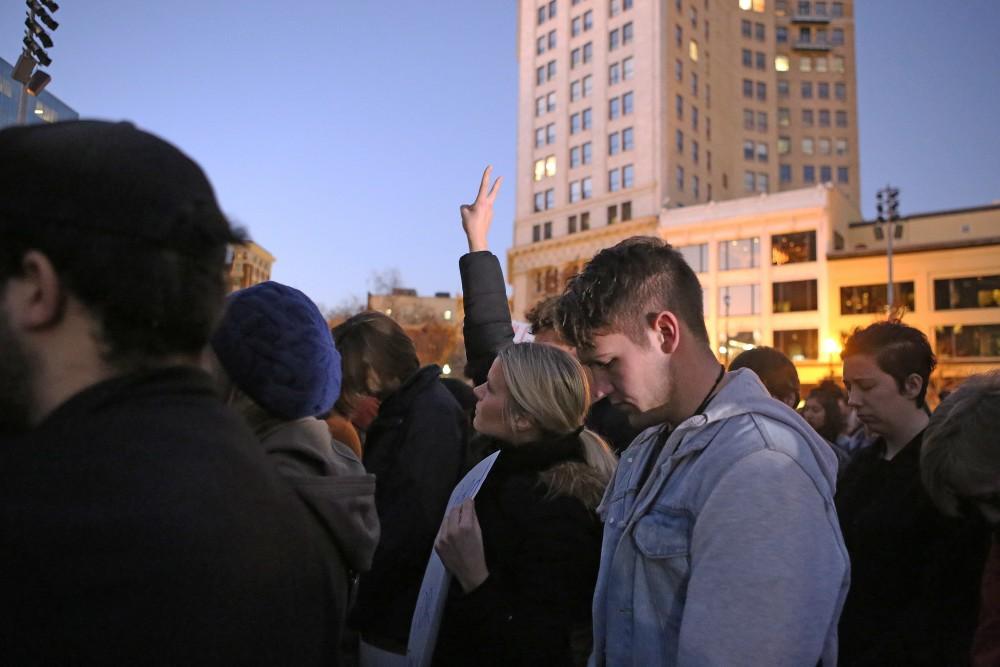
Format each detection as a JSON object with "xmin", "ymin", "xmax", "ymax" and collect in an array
[
  {"xmin": 487, "ymin": 175, "xmax": 503, "ymax": 203},
  {"xmin": 475, "ymin": 165, "xmax": 493, "ymax": 202}
]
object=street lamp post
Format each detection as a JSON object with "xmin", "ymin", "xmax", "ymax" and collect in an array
[
  {"xmin": 875, "ymin": 185, "xmax": 901, "ymax": 311},
  {"xmin": 11, "ymin": 0, "xmax": 61, "ymax": 125}
]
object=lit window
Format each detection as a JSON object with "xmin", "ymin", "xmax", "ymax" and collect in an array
[
  {"xmin": 800, "ymin": 56, "xmax": 812, "ymax": 72},
  {"xmin": 775, "ymin": 55, "xmax": 789, "ymax": 71},
  {"xmin": 754, "ymin": 0, "xmax": 766, "ymax": 10},
  {"xmin": 689, "ymin": 40, "xmax": 699, "ymax": 61},
  {"xmin": 444, "ymin": 310, "xmax": 452, "ymax": 321},
  {"xmin": 739, "ymin": 0, "xmax": 752, "ymax": 9},
  {"xmin": 534, "ymin": 158, "xmax": 546, "ymax": 181},
  {"xmin": 545, "ymin": 155, "xmax": 557, "ymax": 177},
  {"xmin": 778, "ymin": 136, "xmax": 791, "ymax": 154}
]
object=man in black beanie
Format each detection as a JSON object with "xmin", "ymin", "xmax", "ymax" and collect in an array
[{"xmin": 0, "ymin": 121, "xmax": 339, "ymax": 664}]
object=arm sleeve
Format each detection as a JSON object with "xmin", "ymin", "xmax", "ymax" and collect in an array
[
  {"xmin": 449, "ymin": 490, "xmax": 600, "ymax": 662},
  {"xmin": 459, "ymin": 251, "xmax": 515, "ymax": 386},
  {"xmin": 678, "ymin": 450, "xmax": 848, "ymax": 667}
]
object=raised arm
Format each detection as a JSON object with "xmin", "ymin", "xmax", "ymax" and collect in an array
[{"xmin": 458, "ymin": 166, "xmax": 515, "ymax": 386}]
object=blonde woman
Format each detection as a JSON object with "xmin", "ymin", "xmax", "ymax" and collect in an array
[{"xmin": 433, "ymin": 343, "xmax": 617, "ymax": 666}]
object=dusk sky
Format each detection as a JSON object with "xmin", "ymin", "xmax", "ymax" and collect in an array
[{"xmin": 5, "ymin": 1, "xmax": 998, "ymax": 311}]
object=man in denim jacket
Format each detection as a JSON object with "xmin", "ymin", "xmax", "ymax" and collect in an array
[{"xmin": 557, "ymin": 237, "xmax": 849, "ymax": 666}]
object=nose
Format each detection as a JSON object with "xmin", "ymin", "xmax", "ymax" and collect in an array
[
  {"xmin": 473, "ymin": 382, "xmax": 486, "ymax": 400},
  {"xmin": 590, "ymin": 374, "xmax": 613, "ymax": 402},
  {"xmin": 846, "ymin": 385, "xmax": 862, "ymax": 408}
]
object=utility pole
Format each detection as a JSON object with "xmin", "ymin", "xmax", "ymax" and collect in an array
[
  {"xmin": 12, "ymin": 0, "xmax": 60, "ymax": 125},
  {"xmin": 875, "ymin": 185, "xmax": 901, "ymax": 310}
]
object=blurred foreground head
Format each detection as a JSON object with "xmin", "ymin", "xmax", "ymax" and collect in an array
[{"xmin": 0, "ymin": 120, "xmax": 243, "ymax": 432}]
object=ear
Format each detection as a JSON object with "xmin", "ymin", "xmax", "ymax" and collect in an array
[
  {"xmin": 901, "ymin": 372, "xmax": 924, "ymax": 402},
  {"xmin": 512, "ymin": 413, "xmax": 537, "ymax": 436},
  {"xmin": 651, "ymin": 310, "xmax": 681, "ymax": 355},
  {"xmin": 4, "ymin": 250, "xmax": 65, "ymax": 331}
]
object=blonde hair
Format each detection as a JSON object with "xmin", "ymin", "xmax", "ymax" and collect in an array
[
  {"xmin": 921, "ymin": 370, "xmax": 1000, "ymax": 516},
  {"xmin": 497, "ymin": 343, "xmax": 618, "ymax": 507}
]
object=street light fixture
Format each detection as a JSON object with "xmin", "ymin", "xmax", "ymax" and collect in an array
[
  {"xmin": 821, "ymin": 337, "xmax": 842, "ymax": 378},
  {"xmin": 12, "ymin": 0, "xmax": 60, "ymax": 122},
  {"xmin": 874, "ymin": 185, "xmax": 902, "ymax": 310}
]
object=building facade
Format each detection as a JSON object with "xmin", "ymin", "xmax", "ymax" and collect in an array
[
  {"xmin": 228, "ymin": 241, "xmax": 275, "ymax": 292},
  {"xmin": 0, "ymin": 57, "xmax": 78, "ymax": 128},
  {"xmin": 514, "ymin": 0, "xmax": 859, "ymax": 286},
  {"xmin": 513, "ymin": 182, "xmax": 1000, "ymax": 392},
  {"xmin": 367, "ymin": 290, "xmax": 466, "ymax": 378}
]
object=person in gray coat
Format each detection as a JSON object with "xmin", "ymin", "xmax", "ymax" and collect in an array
[{"xmin": 208, "ymin": 280, "xmax": 380, "ymax": 663}]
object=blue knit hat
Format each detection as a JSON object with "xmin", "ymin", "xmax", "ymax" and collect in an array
[{"xmin": 211, "ymin": 281, "xmax": 341, "ymax": 420}]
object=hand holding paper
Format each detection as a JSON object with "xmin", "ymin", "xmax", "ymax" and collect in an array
[{"xmin": 434, "ymin": 498, "xmax": 489, "ymax": 593}]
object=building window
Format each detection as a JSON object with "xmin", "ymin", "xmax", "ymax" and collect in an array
[
  {"xmin": 676, "ymin": 94, "xmax": 685, "ymax": 118},
  {"xmin": 719, "ymin": 237, "xmax": 760, "ymax": 270},
  {"xmin": 570, "ymin": 145, "xmax": 581, "ymax": 167},
  {"xmin": 832, "ymin": 56, "xmax": 845, "ymax": 72},
  {"xmin": 571, "ymin": 47, "xmax": 582, "ymax": 69},
  {"xmin": 818, "ymin": 138, "xmax": 831, "ymax": 155},
  {"xmin": 802, "ymin": 137, "xmax": 814, "ymax": 155},
  {"xmin": 742, "ymin": 48, "xmax": 753, "ymax": 68},
  {"xmin": 756, "ymin": 142, "xmax": 768, "ymax": 163},
  {"xmin": 690, "ymin": 40, "xmax": 699, "ymax": 61},
  {"xmin": 835, "ymin": 83, "xmax": 846, "ymax": 100},
  {"xmin": 568, "ymin": 214, "xmax": 577, "ymax": 234},
  {"xmin": 623, "ymin": 91, "xmax": 634, "ymax": 114},
  {"xmin": 543, "ymin": 221, "xmax": 553, "ymax": 240},
  {"xmin": 835, "ymin": 138, "xmax": 848, "ymax": 155},
  {"xmin": 609, "ymin": 132, "xmax": 620, "ymax": 155},
  {"xmin": 532, "ymin": 224, "xmax": 541, "ymax": 242},
  {"xmin": 679, "ymin": 243, "xmax": 709, "ymax": 273},
  {"xmin": 934, "ymin": 275, "xmax": 1000, "ymax": 310},
  {"xmin": 676, "ymin": 165, "xmax": 685, "ymax": 191},
  {"xmin": 755, "ymin": 22, "xmax": 765, "ymax": 41},
  {"xmin": 582, "ymin": 177, "xmax": 592, "ymax": 198},
  {"xmin": 777, "ymin": 26, "xmax": 788, "ymax": 43},
  {"xmin": 720, "ymin": 284, "xmax": 761, "ymax": 316},
  {"xmin": 621, "ymin": 200, "xmax": 632, "ymax": 220},
  {"xmin": 535, "ymin": 97, "xmax": 545, "ymax": 117},
  {"xmin": 547, "ymin": 92, "xmax": 556, "ymax": 112},
  {"xmin": 774, "ymin": 329, "xmax": 819, "ymax": 360},
  {"xmin": 778, "ymin": 136, "xmax": 790, "ymax": 155},
  {"xmin": 778, "ymin": 107, "xmax": 790, "ymax": 127},
  {"xmin": 609, "ymin": 97, "xmax": 621, "ymax": 119},
  {"xmin": 773, "ymin": 280, "xmax": 818, "ymax": 312},
  {"xmin": 936, "ymin": 325, "xmax": 1000, "ymax": 358},
  {"xmin": 692, "ymin": 139, "xmax": 699, "ymax": 164},
  {"xmin": 676, "ymin": 59, "xmax": 684, "ymax": 81},
  {"xmin": 545, "ymin": 189, "xmax": 555, "ymax": 209},
  {"xmin": 572, "ymin": 15, "xmax": 583, "ymax": 36},
  {"xmin": 744, "ymin": 171, "xmax": 755, "ymax": 192},
  {"xmin": 582, "ymin": 142, "xmax": 592, "ymax": 164},
  {"xmin": 757, "ymin": 172, "xmax": 769, "ymax": 192},
  {"xmin": 744, "ymin": 140, "xmax": 755, "ymax": 160},
  {"xmin": 756, "ymin": 81, "xmax": 767, "ymax": 100},
  {"xmin": 832, "ymin": 28, "xmax": 844, "ymax": 45},
  {"xmin": 571, "ymin": 80, "xmax": 582, "ymax": 102},
  {"xmin": 693, "ymin": 175, "xmax": 701, "ymax": 198},
  {"xmin": 801, "ymin": 81, "xmax": 813, "ymax": 99},
  {"xmin": 775, "ymin": 54, "xmax": 790, "ymax": 71},
  {"xmin": 549, "ymin": 0, "xmax": 557, "ymax": 18},
  {"xmin": 547, "ymin": 123, "xmax": 556, "ymax": 144},
  {"xmin": 800, "ymin": 56, "xmax": 812, "ymax": 72},
  {"xmin": 755, "ymin": 51, "xmax": 766, "ymax": 70},
  {"xmin": 819, "ymin": 109, "xmax": 830, "ymax": 127},
  {"xmin": 818, "ymin": 82, "xmax": 830, "ymax": 100},
  {"xmin": 536, "ymin": 66, "xmax": 546, "ymax": 86},
  {"xmin": 779, "ymin": 164, "xmax": 792, "ymax": 182},
  {"xmin": 623, "ymin": 56, "xmax": 634, "ymax": 79},
  {"xmin": 609, "ymin": 28, "xmax": 620, "ymax": 50},
  {"xmin": 832, "ymin": 2, "xmax": 844, "ymax": 16},
  {"xmin": 778, "ymin": 80, "xmax": 790, "ymax": 97},
  {"xmin": 803, "ymin": 109, "xmax": 814, "ymax": 126},
  {"xmin": 580, "ymin": 211, "xmax": 591, "ymax": 230},
  {"xmin": 692, "ymin": 106, "xmax": 699, "ymax": 131},
  {"xmin": 537, "ymin": 36, "xmax": 547, "ymax": 56},
  {"xmin": 582, "ymin": 108, "xmax": 592, "ymax": 129},
  {"xmin": 692, "ymin": 72, "xmax": 699, "ymax": 96},
  {"xmin": 570, "ymin": 180, "xmax": 582, "ymax": 203},
  {"xmin": 820, "ymin": 165, "xmax": 832, "ymax": 182},
  {"xmin": 623, "ymin": 21, "xmax": 634, "ymax": 44},
  {"xmin": 570, "ymin": 112, "xmax": 581, "ymax": 134},
  {"xmin": 742, "ymin": 79, "xmax": 753, "ymax": 98},
  {"xmin": 623, "ymin": 164, "xmax": 634, "ymax": 188},
  {"xmin": 836, "ymin": 166, "xmax": 848, "ymax": 183},
  {"xmin": 741, "ymin": 19, "xmax": 752, "ymax": 38},
  {"xmin": 622, "ymin": 126, "xmax": 634, "ymax": 150},
  {"xmin": 583, "ymin": 74, "xmax": 593, "ymax": 97},
  {"xmin": 547, "ymin": 60, "xmax": 557, "ymax": 79},
  {"xmin": 607, "ymin": 204, "xmax": 619, "ymax": 225},
  {"xmin": 841, "ymin": 282, "xmax": 915, "ymax": 314},
  {"xmin": 533, "ymin": 193, "xmax": 544, "ymax": 212},
  {"xmin": 678, "ymin": 130, "xmax": 686, "ymax": 153},
  {"xmin": 609, "ymin": 169, "xmax": 621, "ymax": 192},
  {"xmin": 609, "ymin": 62, "xmax": 620, "ymax": 84},
  {"xmin": 803, "ymin": 165, "xmax": 815, "ymax": 182},
  {"xmin": 836, "ymin": 110, "xmax": 848, "ymax": 127},
  {"xmin": 535, "ymin": 127, "xmax": 545, "ymax": 148},
  {"xmin": 676, "ymin": 24, "xmax": 684, "ymax": 48}
]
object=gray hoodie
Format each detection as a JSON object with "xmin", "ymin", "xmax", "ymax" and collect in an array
[
  {"xmin": 257, "ymin": 417, "xmax": 380, "ymax": 577},
  {"xmin": 590, "ymin": 368, "xmax": 850, "ymax": 666}
]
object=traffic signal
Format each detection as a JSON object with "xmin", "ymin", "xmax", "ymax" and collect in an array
[
  {"xmin": 886, "ymin": 187, "xmax": 900, "ymax": 221},
  {"xmin": 18, "ymin": 0, "xmax": 60, "ymax": 97},
  {"xmin": 875, "ymin": 189, "xmax": 885, "ymax": 223},
  {"xmin": 23, "ymin": 35, "xmax": 51, "ymax": 67}
]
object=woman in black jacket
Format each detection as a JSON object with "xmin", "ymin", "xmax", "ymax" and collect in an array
[
  {"xmin": 333, "ymin": 312, "xmax": 468, "ymax": 657},
  {"xmin": 433, "ymin": 342, "xmax": 617, "ymax": 666}
]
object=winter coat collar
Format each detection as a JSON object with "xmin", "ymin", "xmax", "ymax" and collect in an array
[
  {"xmin": 377, "ymin": 365, "xmax": 442, "ymax": 418},
  {"xmin": 493, "ymin": 428, "xmax": 585, "ymax": 476}
]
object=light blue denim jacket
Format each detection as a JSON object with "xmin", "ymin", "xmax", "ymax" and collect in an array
[{"xmin": 589, "ymin": 369, "xmax": 849, "ymax": 666}]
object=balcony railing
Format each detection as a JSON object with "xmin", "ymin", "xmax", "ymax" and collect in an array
[
  {"xmin": 791, "ymin": 13, "xmax": 831, "ymax": 24},
  {"xmin": 793, "ymin": 39, "xmax": 833, "ymax": 51}
]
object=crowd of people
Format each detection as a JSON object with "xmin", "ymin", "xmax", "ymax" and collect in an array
[{"xmin": 0, "ymin": 121, "xmax": 996, "ymax": 666}]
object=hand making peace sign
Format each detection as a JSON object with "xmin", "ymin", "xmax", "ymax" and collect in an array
[{"xmin": 460, "ymin": 165, "xmax": 502, "ymax": 253}]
